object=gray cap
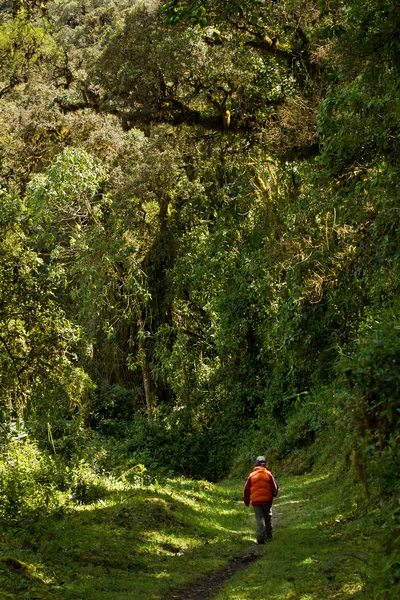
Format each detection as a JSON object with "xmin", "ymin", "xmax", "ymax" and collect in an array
[{"xmin": 256, "ymin": 456, "xmax": 267, "ymax": 466}]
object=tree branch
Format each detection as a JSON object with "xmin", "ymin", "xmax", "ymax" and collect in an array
[{"xmin": 0, "ymin": 76, "xmax": 23, "ymax": 99}]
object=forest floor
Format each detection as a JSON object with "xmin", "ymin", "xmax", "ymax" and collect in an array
[{"xmin": 0, "ymin": 468, "xmax": 386, "ymax": 599}]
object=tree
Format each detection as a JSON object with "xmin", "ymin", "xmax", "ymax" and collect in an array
[{"xmin": 0, "ymin": 189, "xmax": 81, "ymax": 416}]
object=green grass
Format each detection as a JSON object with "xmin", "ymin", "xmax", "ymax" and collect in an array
[
  {"xmin": 0, "ymin": 477, "xmax": 252, "ymax": 599},
  {"xmin": 214, "ymin": 472, "xmax": 387, "ymax": 599},
  {"xmin": 0, "ymin": 470, "xmax": 393, "ymax": 599}
]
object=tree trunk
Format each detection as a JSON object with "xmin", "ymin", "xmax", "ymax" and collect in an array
[{"xmin": 137, "ymin": 316, "xmax": 153, "ymax": 418}]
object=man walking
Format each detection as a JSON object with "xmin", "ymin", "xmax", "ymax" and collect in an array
[{"xmin": 244, "ymin": 456, "xmax": 278, "ymax": 544}]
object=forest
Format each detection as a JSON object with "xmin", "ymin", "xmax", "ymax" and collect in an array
[{"xmin": 0, "ymin": 0, "xmax": 399, "ymax": 598}]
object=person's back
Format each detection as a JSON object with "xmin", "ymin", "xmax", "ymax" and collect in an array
[{"xmin": 244, "ymin": 456, "xmax": 278, "ymax": 544}]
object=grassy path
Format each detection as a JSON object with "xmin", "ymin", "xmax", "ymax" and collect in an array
[
  {"xmin": 0, "ymin": 470, "xmax": 383, "ymax": 599},
  {"xmin": 214, "ymin": 473, "xmax": 375, "ymax": 599}
]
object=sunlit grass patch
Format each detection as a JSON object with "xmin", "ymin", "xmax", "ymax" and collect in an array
[
  {"xmin": 0, "ymin": 475, "xmax": 252, "ymax": 599},
  {"xmin": 0, "ymin": 466, "xmax": 387, "ymax": 600},
  {"xmin": 213, "ymin": 471, "xmax": 383, "ymax": 600}
]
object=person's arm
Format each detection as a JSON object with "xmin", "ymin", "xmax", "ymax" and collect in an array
[{"xmin": 243, "ymin": 476, "xmax": 251, "ymax": 506}]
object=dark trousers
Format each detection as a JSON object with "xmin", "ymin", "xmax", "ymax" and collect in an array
[{"xmin": 253, "ymin": 503, "xmax": 273, "ymax": 543}]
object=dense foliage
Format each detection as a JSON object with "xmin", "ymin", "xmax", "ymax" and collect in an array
[{"xmin": 0, "ymin": 0, "xmax": 399, "ymax": 595}]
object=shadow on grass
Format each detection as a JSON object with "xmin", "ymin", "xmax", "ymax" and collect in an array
[
  {"xmin": 0, "ymin": 480, "xmax": 253, "ymax": 600},
  {"xmin": 1, "ymin": 472, "xmax": 373, "ymax": 600}
]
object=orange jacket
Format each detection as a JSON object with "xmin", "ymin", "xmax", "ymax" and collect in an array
[{"xmin": 243, "ymin": 466, "xmax": 278, "ymax": 506}]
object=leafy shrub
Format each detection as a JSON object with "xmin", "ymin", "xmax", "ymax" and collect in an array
[
  {"xmin": 117, "ymin": 412, "xmax": 237, "ymax": 481},
  {"xmin": 0, "ymin": 439, "xmax": 61, "ymax": 522},
  {"xmin": 340, "ymin": 311, "xmax": 400, "ymax": 596},
  {"xmin": 66, "ymin": 459, "xmax": 110, "ymax": 504},
  {"xmin": 30, "ymin": 413, "xmax": 131, "ymax": 475},
  {"xmin": 89, "ymin": 384, "xmax": 142, "ymax": 435},
  {"xmin": 342, "ymin": 311, "xmax": 400, "ymax": 495}
]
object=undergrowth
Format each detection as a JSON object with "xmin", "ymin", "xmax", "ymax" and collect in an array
[
  {"xmin": 0, "ymin": 446, "xmax": 251, "ymax": 599},
  {"xmin": 0, "ymin": 433, "xmax": 398, "ymax": 600}
]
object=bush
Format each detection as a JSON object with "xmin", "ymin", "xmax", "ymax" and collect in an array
[
  {"xmin": 342, "ymin": 311, "xmax": 400, "ymax": 496},
  {"xmin": 89, "ymin": 384, "xmax": 142, "ymax": 433},
  {"xmin": 115, "ymin": 413, "xmax": 237, "ymax": 481},
  {"xmin": 0, "ymin": 439, "xmax": 62, "ymax": 522},
  {"xmin": 339, "ymin": 311, "xmax": 400, "ymax": 596},
  {"xmin": 66, "ymin": 459, "xmax": 111, "ymax": 504}
]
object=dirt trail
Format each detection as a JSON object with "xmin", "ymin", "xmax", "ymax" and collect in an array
[{"xmin": 163, "ymin": 544, "xmax": 264, "ymax": 600}]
